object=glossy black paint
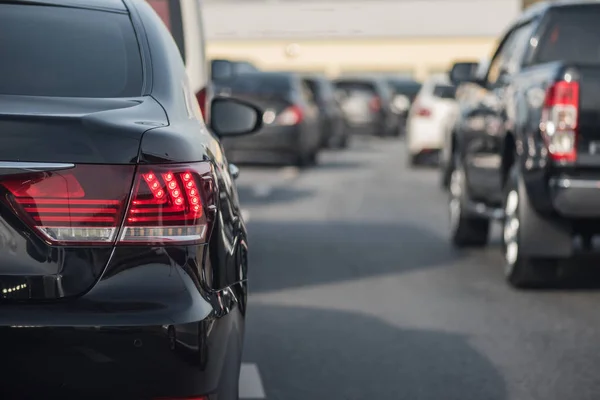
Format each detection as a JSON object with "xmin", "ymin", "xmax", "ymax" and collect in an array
[
  {"xmin": 453, "ymin": 0, "xmax": 600, "ymax": 256},
  {"xmin": 0, "ymin": 0, "xmax": 253, "ymax": 398}
]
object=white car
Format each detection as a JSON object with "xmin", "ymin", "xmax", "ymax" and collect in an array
[{"xmin": 406, "ymin": 74, "xmax": 458, "ymax": 166}]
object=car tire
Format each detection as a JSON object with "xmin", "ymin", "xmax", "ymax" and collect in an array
[
  {"xmin": 502, "ymin": 165, "xmax": 558, "ymax": 289},
  {"xmin": 449, "ymin": 159, "xmax": 490, "ymax": 247}
]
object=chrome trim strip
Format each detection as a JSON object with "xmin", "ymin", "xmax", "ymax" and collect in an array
[
  {"xmin": 551, "ymin": 178, "xmax": 600, "ymax": 189},
  {"xmin": 0, "ymin": 162, "xmax": 74, "ymax": 172}
]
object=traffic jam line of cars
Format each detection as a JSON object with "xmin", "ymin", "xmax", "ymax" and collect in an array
[{"xmin": 2, "ymin": 0, "xmax": 598, "ymax": 398}]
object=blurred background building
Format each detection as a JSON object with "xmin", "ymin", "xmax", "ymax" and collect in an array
[{"xmin": 203, "ymin": 0, "xmax": 523, "ymax": 80}]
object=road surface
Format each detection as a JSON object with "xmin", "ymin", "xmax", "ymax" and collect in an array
[{"xmin": 236, "ymin": 137, "xmax": 600, "ymax": 400}]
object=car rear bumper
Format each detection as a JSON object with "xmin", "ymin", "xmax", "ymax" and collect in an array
[
  {"xmin": 407, "ymin": 120, "xmax": 444, "ymax": 153},
  {"xmin": 550, "ymin": 176, "xmax": 600, "ymax": 218},
  {"xmin": 0, "ymin": 246, "xmax": 246, "ymax": 400}
]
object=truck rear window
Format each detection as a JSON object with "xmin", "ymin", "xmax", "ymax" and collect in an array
[
  {"xmin": 535, "ymin": 7, "xmax": 600, "ymax": 65},
  {"xmin": 0, "ymin": 5, "xmax": 143, "ymax": 98}
]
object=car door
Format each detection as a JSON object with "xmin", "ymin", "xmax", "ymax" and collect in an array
[{"xmin": 463, "ymin": 23, "xmax": 533, "ymax": 204}]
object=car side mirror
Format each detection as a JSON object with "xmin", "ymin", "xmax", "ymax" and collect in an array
[
  {"xmin": 449, "ymin": 61, "xmax": 479, "ymax": 86},
  {"xmin": 210, "ymin": 97, "xmax": 263, "ymax": 137}
]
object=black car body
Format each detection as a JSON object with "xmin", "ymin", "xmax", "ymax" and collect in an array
[
  {"xmin": 0, "ymin": 1, "xmax": 261, "ymax": 398},
  {"xmin": 334, "ymin": 77, "xmax": 397, "ymax": 137},
  {"xmin": 221, "ymin": 72, "xmax": 322, "ymax": 167},
  {"xmin": 302, "ymin": 74, "xmax": 349, "ymax": 148},
  {"xmin": 386, "ymin": 77, "xmax": 422, "ymax": 136},
  {"xmin": 447, "ymin": 0, "xmax": 600, "ymax": 288}
]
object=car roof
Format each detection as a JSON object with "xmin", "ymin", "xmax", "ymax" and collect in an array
[
  {"xmin": 10, "ymin": 0, "xmax": 126, "ymax": 12},
  {"xmin": 520, "ymin": 0, "xmax": 600, "ymax": 23}
]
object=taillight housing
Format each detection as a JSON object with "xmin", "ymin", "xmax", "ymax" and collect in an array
[
  {"xmin": 120, "ymin": 162, "xmax": 216, "ymax": 245},
  {"xmin": 415, "ymin": 106, "xmax": 432, "ymax": 118},
  {"xmin": 2, "ymin": 165, "xmax": 135, "ymax": 245},
  {"xmin": 369, "ymin": 96, "xmax": 381, "ymax": 112},
  {"xmin": 1, "ymin": 162, "xmax": 216, "ymax": 246},
  {"xmin": 540, "ymin": 80, "xmax": 579, "ymax": 163},
  {"xmin": 276, "ymin": 105, "xmax": 303, "ymax": 126}
]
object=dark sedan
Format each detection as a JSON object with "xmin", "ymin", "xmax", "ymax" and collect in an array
[
  {"xmin": 0, "ymin": 1, "xmax": 261, "ymax": 399},
  {"xmin": 386, "ymin": 77, "xmax": 422, "ymax": 136},
  {"xmin": 334, "ymin": 77, "xmax": 397, "ymax": 137},
  {"xmin": 220, "ymin": 72, "xmax": 322, "ymax": 167},
  {"xmin": 302, "ymin": 74, "xmax": 349, "ymax": 148}
]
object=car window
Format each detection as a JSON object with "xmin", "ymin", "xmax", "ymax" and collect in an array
[
  {"xmin": 533, "ymin": 7, "xmax": 600, "ymax": 65},
  {"xmin": 432, "ymin": 84, "xmax": 456, "ymax": 99},
  {"xmin": 335, "ymin": 81, "xmax": 376, "ymax": 97},
  {"xmin": 486, "ymin": 29, "xmax": 521, "ymax": 87},
  {"xmin": 231, "ymin": 74, "xmax": 292, "ymax": 95},
  {"xmin": 0, "ymin": 4, "xmax": 143, "ymax": 98},
  {"xmin": 212, "ymin": 60, "xmax": 235, "ymax": 81}
]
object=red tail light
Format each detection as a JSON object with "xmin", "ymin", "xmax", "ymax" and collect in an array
[
  {"xmin": 369, "ymin": 96, "xmax": 381, "ymax": 112},
  {"xmin": 540, "ymin": 80, "xmax": 579, "ymax": 162},
  {"xmin": 276, "ymin": 105, "xmax": 303, "ymax": 126},
  {"xmin": 120, "ymin": 163, "xmax": 216, "ymax": 245},
  {"xmin": 1, "ymin": 162, "xmax": 216, "ymax": 246},
  {"xmin": 2, "ymin": 165, "xmax": 135, "ymax": 245},
  {"xmin": 415, "ymin": 107, "xmax": 432, "ymax": 117}
]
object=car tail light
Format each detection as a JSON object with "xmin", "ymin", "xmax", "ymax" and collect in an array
[
  {"xmin": 276, "ymin": 105, "xmax": 303, "ymax": 126},
  {"xmin": 369, "ymin": 96, "xmax": 381, "ymax": 112},
  {"xmin": 120, "ymin": 162, "xmax": 216, "ymax": 245},
  {"xmin": 1, "ymin": 162, "xmax": 216, "ymax": 246},
  {"xmin": 1, "ymin": 165, "xmax": 135, "ymax": 245},
  {"xmin": 540, "ymin": 80, "xmax": 579, "ymax": 162}
]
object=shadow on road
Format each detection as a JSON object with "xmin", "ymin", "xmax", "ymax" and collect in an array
[
  {"xmin": 248, "ymin": 220, "xmax": 463, "ymax": 293},
  {"xmin": 244, "ymin": 304, "xmax": 507, "ymax": 400}
]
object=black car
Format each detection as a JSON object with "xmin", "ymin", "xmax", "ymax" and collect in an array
[
  {"xmin": 0, "ymin": 1, "xmax": 261, "ymax": 399},
  {"xmin": 385, "ymin": 77, "xmax": 422, "ymax": 136},
  {"xmin": 448, "ymin": 1, "xmax": 600, "ymax": 288},
  {"xmin": 334, "ymin": 77, "xmax": 397, "ymax": 137},
  {"xmin": 221, "ymin": 72, "xmax": 322, "ymax": 167},
  {"xmin": 302, "ymin": 74, "xmax": 350, "ymax": 148}
]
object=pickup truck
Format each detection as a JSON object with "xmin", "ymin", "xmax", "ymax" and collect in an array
[{"xmin": 447, "ymin": 0, "xmax": 600, "ymax": 288}]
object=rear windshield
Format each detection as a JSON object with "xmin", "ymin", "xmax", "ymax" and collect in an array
[
  {"xmin": 534, "ymin": 7, "xmax": 600, "ymax": 65},
  {"xmin": 212, "ymin": 60, "xmax": 235, "ymax": 81},
  {"xmin": 432, "ymin": 84, "xmax": 456, "ymax": 99},
  {"xmin": 335, "ymin": 82, "xmax": 376, "ymax": 95},
  {"xmin": 231, "ymin": 74, "xmax": 293, "ymax": 95},
  {"xmin": 389, "ymin": 82, "xmax": 422, "ymax": 99},
  {"xmin": 0, "ymin": 4, "xmax": 143, "ymax": 98}
]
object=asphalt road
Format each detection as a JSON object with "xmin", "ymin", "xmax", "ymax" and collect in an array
[{"xmin": 236, "ymin": 137, "xmax": 600, "ymax": 400}]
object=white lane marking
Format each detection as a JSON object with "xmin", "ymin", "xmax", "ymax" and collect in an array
[
  {"xmin": 74, "ymin": 347, "xmax": 113, "ymax": 363},
  {"xmin": 241, "ymin": 209, "xmax": 251, "ymax": 222},
  {"xmin": 239, "ymin": 363, "xmax": 266, "ymax": 399},
  {"xmin": 252, "ymin": 184, "xmax": 273, "ymax": 198}
]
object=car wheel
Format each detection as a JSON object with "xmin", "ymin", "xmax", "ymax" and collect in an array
[
  {"xmin": 449, "ymin": 160, "xmax": 490, "ymax": 247},
  {"xmin": 407, "ymin": 152, "xmax": 418, "ymax": 167},
  {"xmin": 502, "ymin": 165, "xmax": 558, "ymax": 289}
]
